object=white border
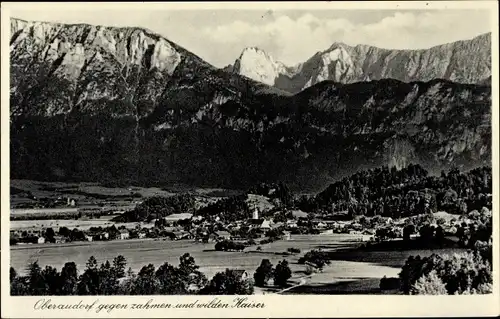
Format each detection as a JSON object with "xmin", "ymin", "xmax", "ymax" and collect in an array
[{"xmin": 1, "ymin": 1, "xmax": 499, "ymax": 318}]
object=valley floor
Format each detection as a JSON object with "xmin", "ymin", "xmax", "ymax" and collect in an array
[{"xmin": 9, "ymin": 234, "xmax": 462, "ymax": 294}]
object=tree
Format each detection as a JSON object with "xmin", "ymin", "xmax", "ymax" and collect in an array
[
  {"xmin": 177, "ymin": 253, "xmax": 207, "ymax": 293},
  {"xmin": 94, "ymin": 261, "xmax": 118, "ymax": 295},
  {"xmin": 131, "ymin": 264, "xmax": 160, "ymax": 295},
  {"xmin": 376, "ymin": 227, "xmax": 389, "ymax": 241},
  {"xmin": 155, "ymin": 262, "xmax": 185, "ymax": 294},
  {"xmin": 411, "ymin": 270, "xmax": 447, "ymax": 295},
  {"xmin": 153, "ymin": 254, "xmax": 207, "ymax": 294},
  {"xmin": 253, "ymin": 259, "xmax": 274, "ymax": 287},
  {"xmin": 44, "ymin": 228, "xmax": 56, "ymax": 243},
  {"xmin": 298, "ymin": 250, "xmax": 330, "ymax": 270},
  {"xmin": 399, "ymin": 250, "xmax": 492, "ymax": 295},
  {"xmin": 77, "ymin": 256, "xmax": 100, "ymax": 295},
  {"xmin": 418, "ymin": 224, "xmax": 435, "ymax": 246},
  {"xmin": 379, "ymin": 276, "xmax": 400, "ymax": 291},
  {"xmin": 114, "ymin": 194, "xmax": 196, "ymax": 222},
  {"xmin": 42, "ymin": 266, "xmax": 61, "ymax": 295},
  {"xmin": 112, "ymin": 255, "xmax": 127, "ymax": 279},
  {"xmin": 27, "ymin": 261, "xmax": 47, "ymax": 295},
  {"xmin": 60, "ymin": 262, "xmax": 78, "ymax": 295},
  {"xmin": 118, "ymin": 267, "xmax": 137, "ymax": 294},
  {"xmin": 69, "ymin": 228, "xmax": 85, "ymax": 242},
  {"xmin": 273, "ymin": 260, "xmax": 292, "ymax": 287},
  {"xmin": 215, "ymin": 240, "xmax": 245, "ymax": 252},
  {"xmin": 202, "ymin": 269, "xmax": 254, "ymax": 295},
  {"xmin": 10, "ymin": 267, "xmax": 29, "ymax": 296},
  {"xmin": 403, "ymin": 224, "xmax": 415, "ymax": 242},
  {"xmin": 434, "ymin": 226, "xmax": 445, "ymax": 246},
  {"xmin": 59, "ymin": 226, "xmax": 70, "ymax": 237},
  {"xmin": 459, "ymin": 283, "xmax": 493, "ymax": 295}
]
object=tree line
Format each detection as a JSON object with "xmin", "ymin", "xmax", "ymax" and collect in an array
[
  {"xmin": 11, "ymin": 253, "xmax": 248, "ymax": 295},
  {"xmin": 112, "ymin": 164, "xmax": 492, "ymax": 224},
  {"xmin": 297, "ymin": 164, "xmax": 492, "ymax": 219},
  {"xmin": 113, "ymin": 194, "xmax": 196, "ymax": 222},
  {"xmin": 10, "ymin": 253, "xmax": 294, "ymax": 296},
  {"xmin": 397, "ymin": 241, "xmax": 492, "ymax": 295}
]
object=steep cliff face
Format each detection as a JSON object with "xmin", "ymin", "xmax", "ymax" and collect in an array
[
  {"xmin": 227, "ymin": 47, "xmax": 296, "ymax": 86},
  {"xmin": 230, "ymin": 33, "xmax": 491, "ymax": 93},
  {"xmin": 10, "ymin": 19, "xmax": 492, "ymax": 191}
]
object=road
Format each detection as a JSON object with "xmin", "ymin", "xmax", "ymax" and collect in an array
[{"xmin": 276, "ymin": 274, "xmax": 314, "ymax": 294}]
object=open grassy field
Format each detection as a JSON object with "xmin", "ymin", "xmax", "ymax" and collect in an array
[
  {"xmin": 10, "ymin": 218, "xmax": 155, "ymax": 231},
  {"xmin": 9, "ymin": 232, "xmax": 462, "ymax": 294},
  {"xmin": 10, "ymin": 234, "xmax": 361, "ymax": 280},
  {"xmin": 9, "ymin": 180, "xmax": 225, "ymax": 225},
  {"xmin": 9, "ymin": 179, "xmax": 469, "ymax": 294},
  {"xmin": 11, "ymin": 180, "xmax": 238, "ymax": 207},
  {"xmin": 282, "ymin": 238, "xmax": 467, "ymax": 294}
]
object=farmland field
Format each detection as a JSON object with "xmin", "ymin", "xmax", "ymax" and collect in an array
[
  {"xmin": 283, "ymin": 241, "xmax": 467, "ymax": 294},
  {"xmin": 10, "ymin": 234, "xmax": 370, "ymax": 280},
  {"xmin": 10, "ymin": 218, "xmax": 155, "ymax": 231},
  {"xmin": 10, "ymin": 179, "xmax": 234, "ymax": 209},
  {"xmin": 9, "ymin": 179, "xmax": 473, "ymax": 294},
  {"xmin": 10, "ymin": 232, "xmax": 467, "ymax": 294}
]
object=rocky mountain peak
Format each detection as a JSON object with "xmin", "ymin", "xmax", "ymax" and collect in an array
[
  {"xmin": 9, "ymin": 18, "xmax": 492, "ymax": 191},
  {"xmin": 10, "ymin": 17, "xmax": 187, "ymax": 80},
  {"xmin": 232, "ymin": 46, "xmax": 294, "ymax": 86},
  {"xmin": 227, "ymin": 33, "xmax": 491, "ymax": 93}
]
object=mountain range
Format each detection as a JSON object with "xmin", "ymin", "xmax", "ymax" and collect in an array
[
  {"xmin": 9, "ymin": 18, "xmax": 492, "ymax": 191},
  {"xmin": 226, "ymin": 33, "xmax": 491, "ymax": 93}
]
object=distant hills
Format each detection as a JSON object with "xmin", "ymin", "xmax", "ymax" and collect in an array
[
  {"xmin": 9, "ymin": 18, "xmax": 492, "ymax": 191},
  {"xmin": 226, "ymin": 33, "xmax": 491, "ymax": 93}
]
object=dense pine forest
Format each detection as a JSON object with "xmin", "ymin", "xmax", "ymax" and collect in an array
[{"xmin": 297, "ymin": 164, "xmax": 492, "ymax": 218}]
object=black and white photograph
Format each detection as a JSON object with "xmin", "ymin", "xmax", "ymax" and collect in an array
[{"xmin": 1, "ymin": 1, "xmax": 498, "ymax": 312}]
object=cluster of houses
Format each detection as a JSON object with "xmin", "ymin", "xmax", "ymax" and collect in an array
[
  {"xmin": 9, "ymin": 207, "xmax": 369, "ymax": 245},
  {"xmin": 12, "ymin": 203, "xmax": 486, "ymax": 246}
]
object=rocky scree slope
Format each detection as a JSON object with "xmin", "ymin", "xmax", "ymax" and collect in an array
[{"xmin": 10, "ymin": 18, "xmax": 491, "ymax": 191}]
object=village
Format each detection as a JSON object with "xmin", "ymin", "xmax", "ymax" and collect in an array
[{"xmin": 10, "ymin": 196, "xmax": 481, "ymax": 248}]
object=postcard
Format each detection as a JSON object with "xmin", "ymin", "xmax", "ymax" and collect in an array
[{"xmin": 1, "ymin": 1, "xmax": 499, "ymax": 318}]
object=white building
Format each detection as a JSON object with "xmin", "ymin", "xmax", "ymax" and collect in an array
[
  {"xmin": 119, "ymin": 230, "xmax": 130, "ymax": 240},
  {"xmin": 67, "ymin": 198, "xmax": 76, "ymax": 207},
  {"xmin": 252, "ymin": 209, "xmax": 259, "ymax": 220}
]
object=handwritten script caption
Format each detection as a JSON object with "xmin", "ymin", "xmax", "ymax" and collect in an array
[{"xmin": 34, "ymin": 297, "xmax": 266, "ymax": 313}]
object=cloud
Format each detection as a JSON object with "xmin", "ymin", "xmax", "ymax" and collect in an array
[{"xmin": 201, "ymin": 10, "xmax": 491, "ymax": 66}]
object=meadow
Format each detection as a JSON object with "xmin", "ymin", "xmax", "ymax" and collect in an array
[
  {"xmin": 282, "ymin": 239, "xmax": 467, "ymax": 294},
  {"xmin": 9, "ymin": 179, "xmax": 474, "ymax": 294},
  {"xmin": 10, "ymin": 217, "xmax": 155, "ymax": 231},
  {"xmin": 10, "ymin": 226, "xmax": 467, "ymax": 294},
  {"xmin": 10, "ymin": 179, "xmax": 232, "ymax": 207},
  {"xmin": 10, "ymin": 234, "xmax": 380, "ymax": 282}
]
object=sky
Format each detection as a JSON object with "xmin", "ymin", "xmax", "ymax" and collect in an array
[{"xmin": 10, "ymin": 8, "xmax": 492, "ymax": 68}]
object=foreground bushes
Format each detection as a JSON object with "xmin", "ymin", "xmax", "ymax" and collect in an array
[
  {"xmin": 10, "ymin": 253, "xmax": 254, "ymax": 296},
  {"xmin": 398, "ymin": 244, "xmax": 492, "ymax": 295}
]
